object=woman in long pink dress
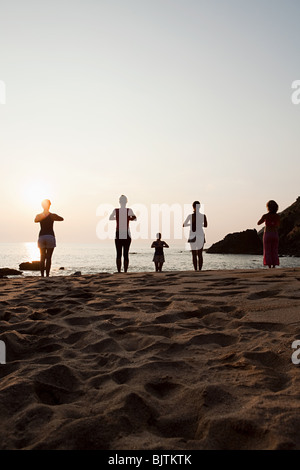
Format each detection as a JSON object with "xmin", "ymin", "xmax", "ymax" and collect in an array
[{"xmin": 257, "ymin": 200, "xmax": 280, "ymax": 268}]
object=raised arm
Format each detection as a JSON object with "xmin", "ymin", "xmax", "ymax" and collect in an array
[
  {"xmin": 163, "ymin": 241, "xmax": 169, "ymax": 248},
  {"xmin": 257, "ymin": 214, "xmax": 266, "ymax": 225},
  {"xmin": 34, "ymin": 213, "xmax": 46, "ymax": 223},
  {"xmin": 128, "ymin": 208, "xmax": 136, "ymax": 221},
  {"xmin": 109, "ymin": 209, "xmax": 116, "ymax": 221},
  {"xmin": 52, "ymin": 214, "xmax": 64, "ymax": 221}
]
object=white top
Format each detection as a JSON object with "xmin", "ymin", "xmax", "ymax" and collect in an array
[
  {"xmin": 110, "ymin": 207, "xmax": 135, "ymax": 238},
  {"xmin": 183, "ymin": 212, "xmax": 205, "ymax": 249}
]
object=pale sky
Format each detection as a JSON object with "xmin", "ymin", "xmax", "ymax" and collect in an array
[{"xmin": 1, "ymin": 0, "xmax": 300, "ymax": 246}]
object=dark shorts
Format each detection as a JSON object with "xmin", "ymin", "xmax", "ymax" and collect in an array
[{"xmin": 38, "ymin": 235, "xmax": 56, "ymax": 249}]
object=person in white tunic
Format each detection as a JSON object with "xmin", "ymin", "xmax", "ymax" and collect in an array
[
  {"xmin": 109, "ymin": 195, "xmax": 136, "ymax": 273},
  {"xmin": 183, "ymin": 201, "xmax": 208, "ymax": 271}
]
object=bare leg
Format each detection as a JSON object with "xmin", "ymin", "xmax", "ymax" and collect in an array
[
  {"xmin": 198, "ymin": 249, "xmax": 203, "ymax": 270},
  {"xmin": 154, "ymin": 261, "xmax": 159, "ymax": 272},
  {"xmin": 116, "ymin": 258, "xmax": 121, "ymax": 273},
  {"xmin": 115, "ymin": 239, "xmax": 122, "ymax": 272},
  {"xmin": 40, "ymin": 248, "xmax": 46, "ymax": 277},
  {"xmin": 45, "ymin": 248, "xmax": 54, "ymax": 277},
  {"xmin": 124, "ymin": 259, "xmax": 129, "ymax": 273},
  {"xmin": 192, "ymin": 251, "xmax": 197, "ymax": 270},
  {"xmin": 123, "ymin": 239, "xmax": 130, "ymax": 273}
]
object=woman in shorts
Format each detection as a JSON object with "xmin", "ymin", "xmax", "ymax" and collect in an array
[{"xmin": 34, "ymin": 199, "xmax": 64, "ymax": 277}]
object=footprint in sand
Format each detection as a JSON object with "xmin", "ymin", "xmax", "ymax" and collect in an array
[
  {"xmin": 45, "ymin": 306, "xmax": 62, "ymax": 315},
  {"xmin": 111, "ymin": 360, "xmax": 191, "ymax": 385},
  {"xmin": 33, "ymin": 364, "xmax": 82, "ymax": 406},
  {"xmin": 145, "ymin": 380, "xmax": 182, "ymax": 399},
  {"xmin": 187, "ymin": 332, "xmax": 238, "ymax": 348},
  {"xmin": 243, "ymin": 350, "xmax": 284, "ymax": 368},
  {"xmin": 257, "ymin": 373, "xmax": 291, "ymax": 393},
  {"xmin": 0, "ymin": 310, "xmax": 11, "ymax": 321},
  {"xmin": 195, "ymin": 415, "xmax": 271, "ymax": 450},
  {"xmin": 0, "ymin": 381, "xmax": 35, "ymax": 422}
]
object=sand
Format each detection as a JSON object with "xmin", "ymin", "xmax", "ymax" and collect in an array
[{"xmin": 1, "ymin": 267, "xmax": 300, "ymax": 450}]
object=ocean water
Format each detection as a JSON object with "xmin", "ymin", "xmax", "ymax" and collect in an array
[{"xmin": 1, "ymin": 242, "xmax": 300, "ymax": 276}]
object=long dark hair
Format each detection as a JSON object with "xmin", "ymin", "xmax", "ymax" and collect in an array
[{"xmin": 192, "ymin": 201, "xmax": 200, "ymax": 232}]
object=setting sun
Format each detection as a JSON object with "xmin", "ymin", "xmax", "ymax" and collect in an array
[{"xmin": 22, "ymin": 181, "xmax": 55, "ymax": 209}]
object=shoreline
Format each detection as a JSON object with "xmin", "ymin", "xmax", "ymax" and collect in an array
[
  {"xmin": 2, "ymin": 264, "xmax": 300, "ymax": 278},
  {"xmin": 1, "ymin": 268, "xmax": 300, "ymax": 450}
]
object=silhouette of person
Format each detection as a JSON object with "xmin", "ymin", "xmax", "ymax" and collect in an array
[
  {"xmin": 257, "ymin": 200, "xmax": 280, "ymax": 268},
  {"xmin": 109, "ymin": 195, "xmax": 136, "ymax": 273},
  {"xmin": 183, "ymin": 201, "xmax": 208, "ymax": 271},
  {"xmin": 34, "ymin": 199, "xmax": 64, "ymax": 277},
  {"xmin": 151, "ymin": 233, "xmax": 169, "ymax": 272}
]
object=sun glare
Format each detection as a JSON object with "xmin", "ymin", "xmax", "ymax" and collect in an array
[
  {"xmin": 22, "ymin": 182, "xmax": 54, "ymax": 210},
  {"xmin": 25, "ymin": 242, "xmax": 40, "ymax": 262}
]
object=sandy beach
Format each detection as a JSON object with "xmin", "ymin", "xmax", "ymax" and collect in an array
[{"xmin": 1, "ymin": 267, "xmax": 300, "ymax": 450}]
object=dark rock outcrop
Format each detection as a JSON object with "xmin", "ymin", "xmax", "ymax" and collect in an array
[
  {"xmin": 0, "ymin": 268, "xmax": 23, "ymax": 276},
  {"xmin": 207, "ymin": 229, "xmax": 263, "ymax": 255},
  {"xmin": 19, "ymin": 261, "xmax": 40, "ymax": 271}
]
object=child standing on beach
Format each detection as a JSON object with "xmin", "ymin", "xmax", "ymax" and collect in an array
[{"xmin": 151, "ymin": 233, "xmax": 169, "ymax": 272}]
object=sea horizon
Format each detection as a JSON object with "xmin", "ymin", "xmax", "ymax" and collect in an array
[{"xmin": 1, "ymin": 241, "xmax": 300, "ymax": 277}]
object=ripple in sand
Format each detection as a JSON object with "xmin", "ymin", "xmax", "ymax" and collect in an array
[
  {"xmin": 187, "ymin": 332, "xmax": 238, "ymax": 347},
  {"xmin": 247, "ymin": 290, "xmax": 279, "ymax": 300},
  {"xmin": 82, "ymin": 337, "xmax": 123, "ymax": 354}
]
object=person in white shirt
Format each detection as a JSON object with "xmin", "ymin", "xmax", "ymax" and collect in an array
[
  {"xmin": 183, "ymin": 201, "xmax": 207, "ymax": 271},
  {"xmin": 109, "ymin": 195, "xmax": 136, "ymax": 273}
]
